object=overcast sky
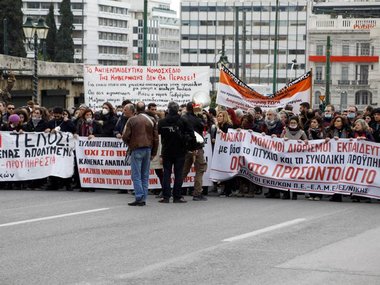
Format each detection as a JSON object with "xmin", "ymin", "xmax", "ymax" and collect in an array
[{"xmin": 171, "ymin": 0, "xmax": 180, "ymax": 16}]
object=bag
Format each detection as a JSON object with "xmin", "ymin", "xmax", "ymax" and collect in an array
[
  {"xmin": 183, "ymin": 131, "xmax": 204, "ymax": 151},
  {"xmin": 175, "ymin": 118, "xmax": 204, "ymax": 151}
]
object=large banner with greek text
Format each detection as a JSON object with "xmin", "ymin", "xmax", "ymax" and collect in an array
[
  {"xmin": 75, "ymin": 135, "xmax": 213, "ymax": 189},
  {"xmin": 216, "ymin": 65, "xmax": 311, "ymax": 112},
  {"xmin": 210, "ymin": 129, "xmax": 380, "ymax": 199},
  {"xmin": 0, "ymin": 132, "xmax": 75, "ymax": 181},
  {"xmin": 84, "ymin": 66, "xmax": 210, "ymax": 110}
]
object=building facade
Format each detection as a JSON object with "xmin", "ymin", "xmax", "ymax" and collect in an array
[
  {"xmin": 309, "ymin": 0, "xmax": 380, "ymax": 110},
  {"xmin": 21, "ymin": 0, "xmax": 179, "ymax": 66},
  {"xmin": 180, "ymin": 0, "xmax": 308, "ymax": 92}
]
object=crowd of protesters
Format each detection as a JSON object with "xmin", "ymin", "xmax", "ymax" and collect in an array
[{"xmin": 0, "ymin": 98, "xmax": 379, "ymax": 204}]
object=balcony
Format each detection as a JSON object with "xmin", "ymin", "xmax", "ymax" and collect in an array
[
  {"xmin": 338, "ymin": 80, "xmax": 350, "ymax": 86},
  {"xmin": 351, "ymin": 80, "xmax": 369, "ymax": 86},
  {"xmin": 309, "ymin": 16, "xmax": 378, "ymax": 31},
  {"xmin": 314, "ymin": 79, "xmax": 332, "ymax": 85}
]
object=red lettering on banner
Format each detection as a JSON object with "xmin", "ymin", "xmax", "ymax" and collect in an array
[
  {"xmin": 100, "ymin": 150, "xmax": 114, "ymax": 156},
  {"xmin": 83, "ymin": 177, "xmax": 92, "ymax": 183},
  {"xmin": 84, "ymin": 149, "xmax": 99, "ymax": 156},
  {"xmin": 271, "ymin": 164, "xmax": 376, "ymax": 184},
  {"xmin": 93, "ymin": 178, "xmax": 106, "ymax": 184},
  {"xmin": 183, "ymin": 176, "xmax": 194, "ymax": 182},
  {"xmin": 220, "ymin": 132, "xmax": 246, "ymax": 143}
]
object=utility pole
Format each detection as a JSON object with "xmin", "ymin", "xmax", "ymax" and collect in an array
[
  {"xmin": 273, "ymin": 0, "xmax": 279, "ymax": 94},
  {"xmin": 325, "ymin": 36, "xmax": 331, "ymax": 105},
  {"xmin": 143, "ymin": 0, "xmax": 148, "ymax": 66},
  {"xmin": 235, "ymin": 7, "xmax": 239, "ymax": 78},
  {"xmin": 242, "ymin": 11, "xmax": 247, "ymax": 82}
]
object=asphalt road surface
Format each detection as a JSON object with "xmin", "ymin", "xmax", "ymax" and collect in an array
[{"xmin": 1, "ymin": 189, "xmax": 380, "ymax": 285}]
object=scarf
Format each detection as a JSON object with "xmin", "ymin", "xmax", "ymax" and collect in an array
[{"xmin": 81, "ymin": 122, "xmax": 93, "ymax": 136}]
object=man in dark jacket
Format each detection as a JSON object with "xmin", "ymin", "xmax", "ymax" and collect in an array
[
  {"xmin": 46, "ymin": 107, "xmax": 76, "ymax": 133},
  {"xmin": 158, "ymin": 101, "xmax": 192, "ymax": 203},
  {"xmin": 114, "ymin": 103, "xmax": 135, "ymax": 138},
  {"xmin": 181, "ymin": 102, "xmax": 208, "ymax": 201},
  {"xmin": 370, "ymin": 108, "xmax": 380, "ymax": 143}
]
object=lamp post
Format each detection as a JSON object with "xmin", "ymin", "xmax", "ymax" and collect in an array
[
  {"xmin": 23, "ymin": 17, "xmax": 49, "ymax": 103},
  {"xmin": 291, "ymin": 59, "xmax": 297, "ymax": 80}
]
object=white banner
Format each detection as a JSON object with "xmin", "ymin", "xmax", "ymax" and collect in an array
[
  {"xmin": 75, "ymin": 135, "xmax": 213, "ymax": 189},
  {"xmin": 83, "ymin": 66, "xmax": 210, "ymax": 110},
  {"xmin": 0, "ymin": 132, "xmax": 75, "ymax": 181},
  {"xmin": 217, "ymin": 66, "xmax": 311, "ymax": 112},
  {"xmin": 210, "ymin": 129, "xmax": 380, "ymax": 199}
]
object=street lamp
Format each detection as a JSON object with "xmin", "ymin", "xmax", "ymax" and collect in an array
[
  {"xmin": 23, "ymin": 17, "xmax": 49, "ymax": 103},
  {"xmin": 291, "ymin": 59, "xmax": 298, "ymax": 79}
]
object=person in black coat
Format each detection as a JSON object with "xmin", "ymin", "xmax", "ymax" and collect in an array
[
  {"xmin": 157, "ymin": 101, "xmax": 193, "ymax": 203},
  {"xmin": 98, "ymin": 102, "xmax": 118, "ymax": 137},
  {"xmin": 45, "ymin": 107, "xmax": 76, "ymax": 191},
  {"xmin": 46, "ymin": 106, "xmax": 76, "ymax": 133},
  {"xmin": 370, "ymin": 108, "xmax": 380, "ymax": 143}
]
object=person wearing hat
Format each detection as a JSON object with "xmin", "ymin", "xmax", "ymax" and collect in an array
[
  {"xmin": 2, "ymin": 113, "xmax": 24, "ymax": 132},
  {"xmin": 370, "ymin": 108, "xmax": 380, "ymax": 143}
]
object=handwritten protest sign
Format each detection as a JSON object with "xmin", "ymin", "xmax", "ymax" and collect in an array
[
  {"xmin": 75, "ymin": 136, "xmax": 213, "ymax": 189},
  {"xmin": 0, "ymin": 132, "xmax": 75, "ymax": 181},
  {"xmin": 210, "ymin": 129, "xmax": 380, "ymax": 199},
  {"xmin": 84, "ymin": 66, "xmax": 210, "ymax": 110}
]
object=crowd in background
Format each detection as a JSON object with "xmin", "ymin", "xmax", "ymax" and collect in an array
[{"xmin": 0, "ymin": 98, "xmax": 379, "ymax": 203}]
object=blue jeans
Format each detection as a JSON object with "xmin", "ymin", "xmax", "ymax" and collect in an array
[{"xmin": 130, "ymin": 147, "xmax": 151, "ymax": 201}]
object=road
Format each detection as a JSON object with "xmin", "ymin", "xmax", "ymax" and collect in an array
[{"xmin": 1, "ymin": 189, "xmax": 380, "ymax": 285}]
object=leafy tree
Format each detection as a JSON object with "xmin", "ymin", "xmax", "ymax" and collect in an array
[
  {"xmin": 0, "ymin": 0, "xmax": 26, "ymax": 57},
  {"xmin": 55, "ymin": 0, "xmax": 74, "ymax": 62},
  {"xmin": 45, "ymin": 3, "xmax": 57, "ymax": 61}
]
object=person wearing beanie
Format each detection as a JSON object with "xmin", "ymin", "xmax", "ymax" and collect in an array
[{"xmin": 2, "ymin": 113, "xmax": 24, "ymax": 132}]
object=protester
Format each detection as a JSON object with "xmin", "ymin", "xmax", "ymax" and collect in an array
[
  {"xmin": 370, "ymin": 108, "xmax": 380, "ymax": 143},
  {"xmin": 352, "ymin": 118, "xmax": 374, "ymax": 141},
  {"xmin": 264, "ymin": 109, "xmax": 284, "ymax": 199},
  {"xmin": 122, "ymin": 102, "xmax": 159, "ymax": 206},
  {"xmin": 98, "ymin": 102, "xmax": 118, "ymax": 137},
  {"xmin": 45, "ymin": 107, "xmax": 76, "ymax": 191},
  {"xmin": 157, "ymin": 101, "xmax": 192, "ymax": 203},
  {"xmin": 182, "ymin": 102, "xmax": 208, "ymax": 201},
  {"xmin": 326, "ymin": 115, "xmax": 353, "ymax": 202},
  {"xmin": 322, "ymin": 104, "xmax": 335, "ymax": 128},
  {"xmin": 214, "ymin": 110, "xmax": 234, "ymax": 197},
  {"xmin": 281, "ymin": 116, "xmax": 308, "ymax": 200}
]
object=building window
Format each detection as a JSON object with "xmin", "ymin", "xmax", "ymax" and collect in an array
[
  {"xmin": 342, "ymin": 44, "xmax": 349, "ymax": 56},
  {"xmin": 27, "ymin": 2, "xmax": 40, "ymax": 8},
  {"xmin": 360, "ymin": 43, "xmax": 370, "ymax": 56},
  {"xmin": 316, "ymin": 45, "xmax": 324, "ymax": 56},
  {"xmin": 314, "ymin": 91, "xmax": 321, "ymax": 107},
  {"xmin": 341, "ymin": 66, "xmax": 349, "ymax": 81},
  {"xmin": 340, "ymin": 91, "xmax": 348, "ymax": 110},
  {"xmin": 355, "ymin": 90, "xmax": 372, "ymax": 105},
  {"xmin": 316, "ymin": 66, "xmax": 323, "ymax": 81}
]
